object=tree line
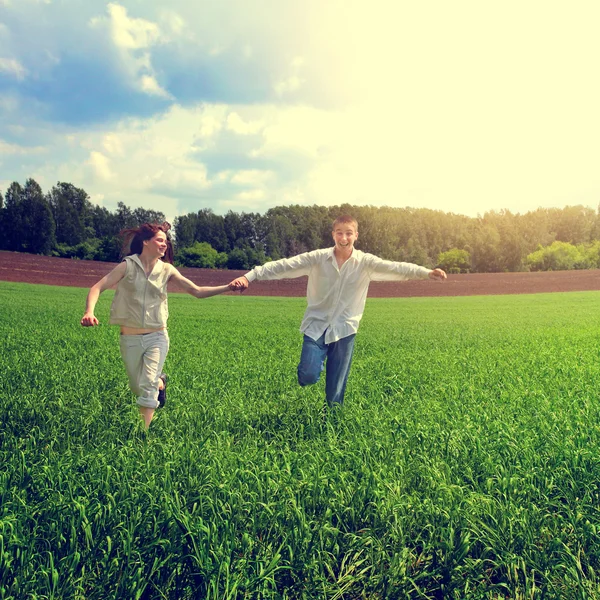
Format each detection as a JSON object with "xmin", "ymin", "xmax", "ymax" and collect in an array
[{"xmin": 2, "ymin": 178, "xmax": 600, "ymax": 273}]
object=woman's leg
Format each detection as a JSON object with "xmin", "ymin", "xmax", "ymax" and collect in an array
[
  {"xmin": 137, "ymin": 331, "xmax": 170, "ymax": 427},
  {"xmin": 119, "ymin": 334, "xmax": 144, "ymax": 397},
  {"xmin": 120, "ymin": 332, "xmax": 169, "ymax": 428}
]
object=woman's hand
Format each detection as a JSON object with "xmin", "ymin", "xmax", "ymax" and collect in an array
[
  {"xmin": 81, "ymin": 312, "xmax": 99, "ymax": 326},
  {"xmin": 229, "ymin": 276, "xmax": 249, "ymax": 292}
]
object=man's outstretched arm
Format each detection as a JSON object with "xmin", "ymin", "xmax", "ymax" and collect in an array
[
  {"xmin": 233, "ymin": 252, "xmax": 319, "ymax": 292},
  {"xmin": 366, "ymin": 254, "xmax": 447, "ymax": 282}
]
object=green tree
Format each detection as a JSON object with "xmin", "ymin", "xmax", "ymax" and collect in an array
[
  {"xmin": 132, "ymin": 207, "xmax": 165, "ymax": 227},
  {"xmin": 470, "ymin": 220, "xmax": 502, "ymax": 272},
  {"xmin": 2, "ymin": 181, "xmax": 24, "ymax": 251},
  {"xmin": 553, "ymin": 205, "xmax": 595, "ymax": 245},
  {"xmin": 227, "ymin": 248, "xmax": 249, "ymax": 270},
  {"xmin": 20, "ymin": 179, "xmax": 56, "ymax": 254},
  {"xmin": 176, "ymin": 242, "xmax": 227, "ymax": 269},
  {"xmin": 582, "ymin": 240, "xmax": 600, "ymax": 269},
  {"xmin": 437, "ymin": 248, "xmax": 471, "ymax": 273},
  {"xmin": 48, "ymin": 184, "xmax": 85, "ymax": 246},
  {"xmin": 526, "ymin": 241, "xmax": 584, "ymax": 271}
]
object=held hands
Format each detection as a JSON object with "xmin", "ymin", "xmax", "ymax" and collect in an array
[
  {"xmin": 429, "ymin": 268, "xmax": 447, "ymax": 281},
  {"xmin": 228, "ymin": 276, "xmax": 250, "ymax": 292},
  {"xmin": 80, "ymin": 312, "xmax": 99, "ymax": 326}
]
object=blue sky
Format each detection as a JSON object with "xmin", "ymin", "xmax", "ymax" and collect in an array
[{"xmin": 1, "ymin": 0, "xmax": 600, "ymax": 223}]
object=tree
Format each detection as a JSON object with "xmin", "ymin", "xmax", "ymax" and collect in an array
[
  {"xmin": 132, "ymin": 207, "xmax": 165, "ymax": 227},
  {"xmin": 2, "ymin": 182, "xmax": 24, "ymax": 251},
  {"xmin": 48, "ymin": 186, "xmax": 83, "ymax": 246},
  {"xmin": 90, "ymin": 205, "xmax": 119, "ymax": 238},
  {"xmin": 226, "ymin": 248, "xmax": 249, "ymax": 270},
  {"xmin": 0, "ymin": 189, "xmax": 4, "ymax": 243},
  {"xmin": 173, "ymin": 214, "xmax": 197, "ymax": 250},
  {"xmin": 437, "ymin": 248, "xmax": 471, "ymax": 273},
  {"xmin": 224, "ymin": 211, "xmax": 243, "ymax": 251},
  {"xmin": 176, "ymin": 242, "xmax": 227, "ymax": 269},
  {"xmin": 553, "ymin": 205, "xmax": 595, "ymax": 245},
  {"xmin": 525, "ymin": 241, "xmax": 584, "ymax": 271},
  {"xmin": 20, "ymin": 179, "xmax": 56, "ymax": 254},
  {"xmin": 195, "ymin": 209, "xmax": 228, "ymax": 252},
  {"xmin": 470, "ymin": 220, "xmax": 502, "ymax": 272}
]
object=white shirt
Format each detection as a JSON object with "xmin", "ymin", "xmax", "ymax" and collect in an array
[{"xmin": 245, "ymin": 248, "xmax": 432, "ymax": 344}]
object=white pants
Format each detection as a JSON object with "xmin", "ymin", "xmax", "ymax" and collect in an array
[{"xmin": 119, "ymin": 330, "xmax": 169, "ymax": 409}]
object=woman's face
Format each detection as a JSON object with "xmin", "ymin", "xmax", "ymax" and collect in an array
[{"xmin": 144, "ymin": 231, "xmax": 168, "ymax": 257}]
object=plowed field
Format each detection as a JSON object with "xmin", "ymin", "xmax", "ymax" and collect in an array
[{"xmin": 1, "ymin": 250, "xmax": 599, "ymax": 297}]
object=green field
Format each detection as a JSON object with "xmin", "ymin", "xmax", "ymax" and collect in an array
[{"xmin": 2, "ymin": 281, "xmax": 600, "ymax": 599}]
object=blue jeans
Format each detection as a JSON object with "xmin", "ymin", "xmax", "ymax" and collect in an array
[{"xmin": 297, "ymin": 332, "xmax": 356, "ymax": 405}]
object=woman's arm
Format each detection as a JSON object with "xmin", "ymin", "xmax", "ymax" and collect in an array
[
  {"xmin": 169, "ymin": 268, "xmax": 242, "ymax": 298},
  {"xmin": 81, "ymin": 262, "xmax": 127, "ymax": 326}
]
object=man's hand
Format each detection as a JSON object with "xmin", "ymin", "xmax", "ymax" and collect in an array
[
  {"xmin": 81, "ymin": 312, "xmax": 99, "ymax": 326},
  {"xmin": 429, "ymin": 268, "xmax": 447, "ymax": 281},
  {"xmin": 229, "ymin": 276, "xmax": 249, "ymax": 292}
]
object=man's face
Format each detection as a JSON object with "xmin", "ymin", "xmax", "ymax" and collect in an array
[{"xmin": 332, "ymin": 223, "xmax": 358, "ymax": 252}]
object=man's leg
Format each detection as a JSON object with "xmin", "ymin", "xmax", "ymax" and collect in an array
[
  {"xmin": 325, "ymin": 334, "xmax": 356, "ymax": 406},
  {"xmin": 297, "ymin": 333, "xmax": 328, "ymax": 387}
]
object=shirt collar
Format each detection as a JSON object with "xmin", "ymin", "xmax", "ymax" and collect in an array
[
  {"xmin": 327, "ymin": 247, "xmax": 361, "ymax": 262},
  {"xmin": 128, "ymin": 254, "xmax": 164, "ymax": 276}
]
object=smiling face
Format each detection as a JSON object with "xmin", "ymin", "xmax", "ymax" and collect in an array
[
  {"xmin": 332, "ymin": 221, "xmax": 358, "ymax": 253},
  {"xmin": 143, "ymin": 231, "xmax": 168, "ymax": 258}
]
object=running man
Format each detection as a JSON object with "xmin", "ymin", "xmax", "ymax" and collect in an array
[{"xmin": 232, "ymin": 215, "xmax": 447, "ymax": 407}]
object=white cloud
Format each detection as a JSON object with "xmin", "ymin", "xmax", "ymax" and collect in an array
[
  {"xmin": 274, "ymin": 75, "xmax": 304, "ymax": 97},
  {"xmin": 89, "ymin": 3, "xmax": 169, "ymax": 99},
  {"xmin": 5, "ymin": 0, "xmax": 600, "ymax": 224},
  {"xmin": 256, "ymin": 106, "xmax": 341, "ymax": 158},
  {"xmin": 236, "ymin": 189, "xmax": 265, "ymax": 201},
  {"xmin": 86, "ymin": 151, "xmax": 113, "ymax": 181},
  {"xmin": 273, "ymin": 56, "xmax": 305, "ymax": 97},
  {"xmin": 102, "ymin": 134, "xmax": 124, "ymax": 156},
  {"xmin": 242, "ymin": 44, "xmax": 253, "ymax": 60},
  {"xmin": 0, "ymin": 57, "xmax": 27, "ymax": 80},
  {"xmin": 0, "ymin": 140, "xmax": 46, "ymax": 155},
  {"xmin": 158, "ymin": 9, "xmax": 185, "ymax": 38},
  {"xmin": 230, "ymin": 170, "xmax": 273, "ymax": 185},
  {"xmin": 226, "ymin": 112, "xmax": 262, "ymax": 135},
  {"xmin": 139, "ymin": 74, "xmax": 171, "ymax": 98},
  {"xmin": 107, "ymin": 3, "xmax": 161, "ymax": 50}
]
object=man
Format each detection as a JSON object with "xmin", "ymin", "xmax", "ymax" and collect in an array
[{"xmin": 232, "ymin": 215, "xmax": 447, "ymax": 407}]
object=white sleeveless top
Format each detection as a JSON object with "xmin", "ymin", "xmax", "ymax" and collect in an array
[{"xmin": 109, "ymin": 255, "xmax": 174, "ymax": 329}]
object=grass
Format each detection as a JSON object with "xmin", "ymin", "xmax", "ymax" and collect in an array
[{"xmin": 2, "ymin": 281, "xmax": 600, "ymax": 598}]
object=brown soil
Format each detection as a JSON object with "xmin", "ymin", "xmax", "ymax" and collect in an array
[{"xmin": 1, "ymin": 250, "xmax": 599, "ymax": 297}]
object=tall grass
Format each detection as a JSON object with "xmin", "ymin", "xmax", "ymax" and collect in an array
[{"xmin": 2, "ymin": 281, "xmax": 600, "ymax": 599}]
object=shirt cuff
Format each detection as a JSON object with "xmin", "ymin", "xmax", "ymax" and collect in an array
[{"xmin": 245, "ymin": 270, "xmax": 256, "ymax": 282}]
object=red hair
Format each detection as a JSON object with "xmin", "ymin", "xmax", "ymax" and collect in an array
[{"xmin": 120, "ymin": 222, "xmax": 174, "ymax": 264}]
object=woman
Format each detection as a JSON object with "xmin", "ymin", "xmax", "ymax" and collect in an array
[{"xmin": 81, "ymin": 222, "xmax": 242, "ymax": 428}]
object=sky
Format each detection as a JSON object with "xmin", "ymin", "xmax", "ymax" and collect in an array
[{"xmin": 1, "ymin": 0, "xmax": 600, "ymax": 224}]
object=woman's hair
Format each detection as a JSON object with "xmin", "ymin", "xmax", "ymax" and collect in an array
[{"xmin": 120, "ymin": 221, "xmax": 174, "ymax": 264}]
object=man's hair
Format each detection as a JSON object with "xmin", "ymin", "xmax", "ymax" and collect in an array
[
  {"xmin": 332, "ymin": 215, "xmax": 358, "ymax": 231},
  {"xmin": 120, "ymin": 221, "xmax": 174, "ymax": 263}
]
